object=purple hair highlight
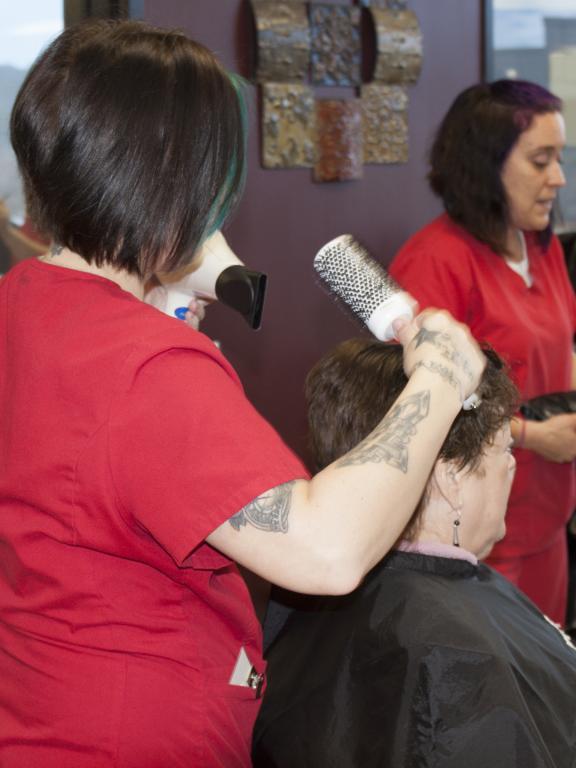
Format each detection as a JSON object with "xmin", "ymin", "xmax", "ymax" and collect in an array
[{"xmin": 490, "ymin": 79, "xmax": 562, "ymax": 132}]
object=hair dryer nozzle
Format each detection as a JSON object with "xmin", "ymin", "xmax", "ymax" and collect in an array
[{"xmin": 216, "ymin": 266, "xmax": 267, "ymax": 330}]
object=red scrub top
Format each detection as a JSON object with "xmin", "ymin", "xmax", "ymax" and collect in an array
[{"xmin": 0, "ymin": 259, "xmax": 308, "ymax": 767}]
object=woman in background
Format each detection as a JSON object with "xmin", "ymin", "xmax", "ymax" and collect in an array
[{"xmin": 390, "ymin": 80, "xmax": 576, "ymax": 625}]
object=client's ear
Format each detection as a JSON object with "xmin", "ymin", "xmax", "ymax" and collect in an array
[{"xmin": 431, "ymin": 460, "xmax": 462, "ymax": 512}]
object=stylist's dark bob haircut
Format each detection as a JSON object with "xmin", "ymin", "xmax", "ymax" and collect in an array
[
  {"xmin": 11, "ymin": 20, "xmax": 246, "ymax": 277},
  {"xmin": 429, "ymin": 79, "xmax": 562, "ymax": 256}
]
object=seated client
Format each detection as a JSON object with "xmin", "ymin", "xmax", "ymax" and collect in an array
[{"xmin": 253, "ymin": 339, "xmax": 576, "ymax": 768}]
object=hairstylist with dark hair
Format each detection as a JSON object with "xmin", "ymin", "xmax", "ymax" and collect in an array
[
  {"xmin": 254, "ymin": 341, "xmax": 576, "ymax": 768},
  {"xmin": 390, "ymin": 80, "xmax": 576, "ymax": 625},
  {"xmin": 0, "ymin": 20, "xmax": 484, "ymax": 768}
]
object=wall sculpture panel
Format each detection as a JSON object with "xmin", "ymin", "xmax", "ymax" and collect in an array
[
  {"xmin": 262, "ymin": 83, "xmax": 316, "ymax": 168},
  {"xmin": 310, "ymin": 4, "xmax": 361, "ymax": 86},
  {"xmin": 251, "ymin": 0, "xmax": 422, "ymax": 181},
  {"xmin": 372, "ymin": 7, "xmax": 422, "ymax": 84},
  {"xmin": 362, "ymin": 83, "xmax": 408, "ymax": 164},
  {"xmin": 315, "ymin": 99, "xmax": 363, "ymax": 181},
  {"xmin": 253, "ymin": 1, "xmax": 310, "ymax": 83}
]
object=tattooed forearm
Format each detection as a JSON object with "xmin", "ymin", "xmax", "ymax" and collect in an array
[
  {"xmin": 413, "ymin": 328, "xmax": 472, "ymax": 386},
  {"xmin": 414, "ymin": 328, "xmax": 458, "ymax": 365},
  {"xmin": 229, "ymin": 481, "xmax": 295, "ymax": 533},
  {"xmin": 336, "ymin": 391, "xmax": 430, "ymax": 472},
  {"xmin": 412, "ymin": 360, "xmax": 461, "ymax": 395}
]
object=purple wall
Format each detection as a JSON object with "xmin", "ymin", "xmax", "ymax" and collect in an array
[{"xmin": 144, "ymin": 0, "xmax": 483, "ymax": 462}]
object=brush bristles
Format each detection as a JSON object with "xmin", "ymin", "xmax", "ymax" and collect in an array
[{"xmin": 314, "ymin": 235, "xmax": 401, "ymax": 324}]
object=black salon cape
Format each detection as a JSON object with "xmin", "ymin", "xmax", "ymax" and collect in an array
[{"xmin": 253, "ymin": 551, "xmax": 576, "ymax": 768}]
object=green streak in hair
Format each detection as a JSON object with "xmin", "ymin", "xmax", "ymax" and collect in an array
[{"xmin": 206, "ymin": 71, "xmax": 249, "ymax": 238}]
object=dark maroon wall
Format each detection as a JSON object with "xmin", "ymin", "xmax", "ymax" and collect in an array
[{"xmin": 144, "ymin": 0, "xmax": 482, "ymax": 462}]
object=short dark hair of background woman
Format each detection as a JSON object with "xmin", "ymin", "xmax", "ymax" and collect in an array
[
  {"xmin": 429, "ymin": 79, "xmax": 561, "ymax": 255},
  {"xmin": 10, "ymin": 20, "xmax": 245, "ymax": 278}
]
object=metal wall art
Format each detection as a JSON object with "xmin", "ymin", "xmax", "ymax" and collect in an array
[
  {"xmin": 372, "ymin": 7, "xmax": 422, "ymax": 84},
  {"xmin": 362, "ymin": 84, "xmax": 408, "ymax": 164},
  {"xmin": 253, "ymin": 1, "xmax": 311, "ymax": 83},
  {"xmin": 262, "ymin": 83, "xmax": 316, "ymax": 168},
  {"xmin": 310, "ymin": 4, "xmax": 361, "ymax": 86},
  {"xmin": 251, "ymin": 0, "xmax": 422, "ymax": 182},
  {"xmin": 315, "ymin": 100, "xmax": 363, "ymax": 181}
]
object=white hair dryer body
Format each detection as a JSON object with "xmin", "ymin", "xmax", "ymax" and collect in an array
[{"xmin": 147, "ymin": 231, "xmax": 267, "ymax": 329}]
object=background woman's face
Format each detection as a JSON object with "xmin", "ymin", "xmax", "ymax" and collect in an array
[{"xmin": 501, "ymin": 111, "xmax": 566, "ymax": 233}]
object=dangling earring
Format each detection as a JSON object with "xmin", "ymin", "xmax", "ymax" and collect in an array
[{"xmin": 452, "ymin": 509, "xmax": 462, "ymax": 547}]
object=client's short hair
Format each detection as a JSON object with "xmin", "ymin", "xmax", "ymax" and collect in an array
[
  {"xmin": 11, "ymin": 20, "xmax": 246, "ymax": 277},
  {"xmin": 306, "ymin": 338, "xmax": 517, "ymax": 476}
]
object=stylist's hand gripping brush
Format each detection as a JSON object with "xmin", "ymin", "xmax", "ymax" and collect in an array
[{"xmin": 313, "ymin": 234, "xmax": 481, "ymax": 410}]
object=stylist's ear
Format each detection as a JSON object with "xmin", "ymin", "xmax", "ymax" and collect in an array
[{"xmin": 431, "ymin": 460, "xmax": 462, "ymax": 513}]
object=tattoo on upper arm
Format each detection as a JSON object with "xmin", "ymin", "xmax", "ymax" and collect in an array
[
  {"xmin": 336, "ymin": 390, "xmax": 430, "ymax": 472},
  {"xmin": 229, "ymin": 481, "xmax": 295, "ymax": 533}
]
